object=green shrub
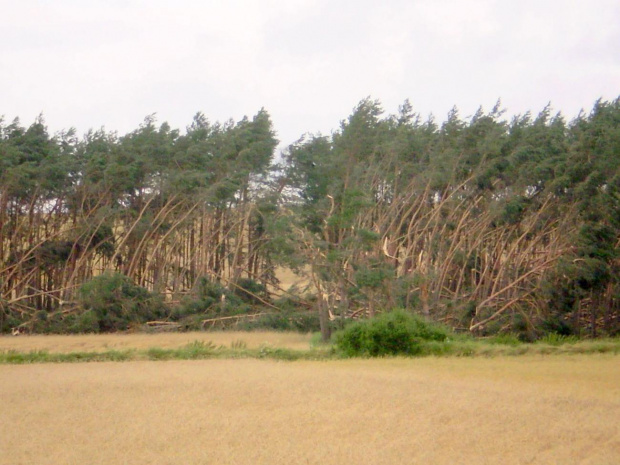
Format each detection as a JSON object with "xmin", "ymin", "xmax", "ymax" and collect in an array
[
  {"xmin": 541, "ymin": 317, "xmax": 575, "ymax": 336},
  {"xmin": 70, "ymin": 310, "xmax": 100, "ymax": 333},
  {"xmin": 77, "ymin": 272, "xmax": 169, "ymax": 332},
  {"xmin": 334, "ymin": 309, "xmax": 449, "ymax": 357}
]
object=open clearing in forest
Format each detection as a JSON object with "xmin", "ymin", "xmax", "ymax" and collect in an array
[{"xmin": 1, "ymin": 354, "xmax": 619, "ymax": 464}]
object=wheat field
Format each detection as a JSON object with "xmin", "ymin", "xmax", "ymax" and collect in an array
[
  {"xmin": 0, "ymin": 331, "xmax": 313, "ymax": 353},
  {"xmin": 1, "ymin": 354, "xmax": 619, "ymax": 464}
]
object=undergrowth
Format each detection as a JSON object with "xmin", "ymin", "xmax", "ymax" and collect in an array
[{"xmin": 1, "ymin": 318, "xmax": 619, "ymax": 364}]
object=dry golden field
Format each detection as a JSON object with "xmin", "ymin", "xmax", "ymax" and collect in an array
[
  {"xmin": 1, "ymin": 352, "xmax": 619, "ymax": 464},
  {"xmin": 0, "ymin": 331, "xmax": 313, "ymax": 353}
]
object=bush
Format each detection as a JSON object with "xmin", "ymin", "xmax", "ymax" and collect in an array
[
  {"xmin": 334, "ymin": 309, "xmax": 449, "ymax": 357},
  {"xmin": 77, "ymin": 272, "xmax": 169, "ymax": 332},
  {"xmin": 70, "ymin": 310, "xmax": 100, "ymax": 333}
]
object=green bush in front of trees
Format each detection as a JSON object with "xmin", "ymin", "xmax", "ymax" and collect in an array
[{"xmin": 334, "ymin": 309, "xmax": 449, "ymax": 357}]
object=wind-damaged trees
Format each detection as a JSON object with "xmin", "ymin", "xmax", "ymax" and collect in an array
[
  {"xmin": 281, "ymin": 97, "xmax": 619, "ymax": 338},
  {"xmin": 0, "ymin": 109, "xmax": 279, "ymax": 332},
  {"xmin": 2, "ymin": 97, "xmax": 619, "ymax": 337}
]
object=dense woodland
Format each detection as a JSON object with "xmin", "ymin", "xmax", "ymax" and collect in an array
[{"xmin": 1, "ymin": 97, "xmax": 619, "ymax": 339}]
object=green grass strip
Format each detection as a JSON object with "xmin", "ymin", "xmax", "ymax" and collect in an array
[
  {"xmin": 0, "ymin": 341, "xmax": 334, "ymax": 364},
  {"xmin": 1, "ymin": 338, "xmax": 618, "ymax": 364}
]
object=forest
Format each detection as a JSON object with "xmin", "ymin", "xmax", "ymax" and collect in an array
[{"xmin": 1, "ymin": 97, "xmax": 619, "ymax": 340}]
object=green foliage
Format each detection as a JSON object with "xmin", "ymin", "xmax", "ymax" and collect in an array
[
  {"xmin": 145, "ymin": 341, "xmax": 220, "ymax": 360},
  {"xmin": 77, "ymin": 272, "xmax": 169, "ymax": 332},
  {"xmin": 540, "ymin": 315, "xmax": 575, "ymax": 336},
  {"xmin": 78, "ymin": 223, "xmax": 116, "ymax": 258},
  {"xmin": 499, "ymin": 196, "xmax": 529, "ymax": 225},
  {"xmin": 235, "ymin": 310, "xmax": 321, "ymax": 332},
  {"xmin": 70, "ymin": 310, "xmax": 100, "ymax": 333},
  {"xmin": 36, "ymin": 240, "xmax": 74, "ymax": 266},
  {"xmin": 537, "ymin": 333, "xmax": 579, "ymax": 346},
  {"xmin": 577, "ymin": 223, "xmax": 616, "ymax": 262},
  {"xmin": 334, "ymin": 309, "xmax": 449, "ymax": 357},
  {"xmin": 233, "ymin": 278, "xmax": 268, "ymax": 304},
  {"xmin": 354, "ymin": 262, "xmax": 394, "ymax": 290},
  {"xmin": 355, "ymin": 228, "xmax": 380, "ymax": 249},
  {"xmin": 176, "ymin": 276, "xmax": 245, "ymax": 319},
  {"xmin": 487, "ymin": 334, "xmax": 522, "ymax": 346}
]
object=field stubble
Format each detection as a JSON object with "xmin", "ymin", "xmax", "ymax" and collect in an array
[
  {"xmin": 1, "ymin": 353, "xmax": 618, "ymax": 464},
  {"xmin": 0, "ymin": 331, "xmax": 312, "ymax": 354}
]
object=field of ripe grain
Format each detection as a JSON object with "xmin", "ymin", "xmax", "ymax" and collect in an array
[
  {"xmin": 1, "ymin": 355, "xmax": 618, "ymax": 464},
  {"xmin": 0, "ymin": 331, "xmax": 313, "ymax": 353}
]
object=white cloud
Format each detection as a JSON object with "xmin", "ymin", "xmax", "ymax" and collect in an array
[{"xmin": 1, "ymin": 0, "xmax": 618, "ymax": 147}]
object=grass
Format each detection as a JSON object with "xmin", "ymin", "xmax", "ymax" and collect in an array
[
  {"xmin": 0, "ymin": 335, "xmax": 333, "ymax": 364},
  {"xmin": 424, "ymin": 335, "xmax": 620, "ymax": 357},
  {"xmin": 1, "ymin": 331, "xmax": 618, "ymax": 364}
]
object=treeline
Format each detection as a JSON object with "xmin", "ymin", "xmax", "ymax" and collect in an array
[{"xmin": 1, "ymin": 97, "xmax": 619, "ymax": 339}]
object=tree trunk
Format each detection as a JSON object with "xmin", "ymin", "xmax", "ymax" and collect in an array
[{"xmin": 318, "ymin": 295, "xmax": 332, "ymax": 342}]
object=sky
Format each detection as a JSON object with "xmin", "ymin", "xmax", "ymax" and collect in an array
[{"xmin": 1, "ymin": 0, "xmax": 619, "ymax": 151}]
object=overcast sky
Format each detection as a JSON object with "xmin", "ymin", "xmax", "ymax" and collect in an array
[{"xmin": 2, "ymin": 0, "xmax": 619, "ymax": 150}]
